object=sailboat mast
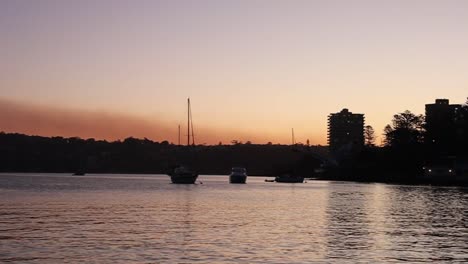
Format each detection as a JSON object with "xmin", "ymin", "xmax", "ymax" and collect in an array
[
  {"xmin": 292, "ymin": 128, "xmax": 295, "ymax": 145},
  {"xmin": 190, "ymin": 101, "xmax": 195, "ymax": 146},
  {"xmin": 187, "ymin": 98, "xmax": 190, "ymax": 146},
  {"xmin": 178, "ymin": 124, "xmax": 181, "ymax": 145}
]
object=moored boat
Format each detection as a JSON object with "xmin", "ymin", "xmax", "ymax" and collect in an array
[
  {"xmin": 168, "ymin": 98, "xmax": 199, "ymax": 184},
  {"xmin": 168, "ymin": 166, "xmax": 198, "ymax": 184},
  {"xmin": 229, "ymin": 167, "xmax": 247, "ymax": 184},
  {"xmin": 275, "ymin": 174, "xmax": 304, "ymax": 183},
  {"xmin": 422, "ymin": 157, "xmax": 468, "ymax": 183}
]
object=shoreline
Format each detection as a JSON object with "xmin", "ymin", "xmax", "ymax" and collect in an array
[{"xmin": 2, "ymin": 171, "xmax": 467, "ymax": 187}]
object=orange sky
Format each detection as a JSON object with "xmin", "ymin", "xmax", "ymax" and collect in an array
[
  {"xmin": 0, "ymin": 98, "xmax": 278, "ymax": 144},
  {"xmin": 1, "ymin": 1, "xmax": 467, "ymax": 145}
]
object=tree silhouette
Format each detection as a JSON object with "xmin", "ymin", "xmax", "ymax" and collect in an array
[
  {"xmin": 0, "ymin": 132, "xmax": 327, "ymax": 175},
  {"xmin": 384, "ymin": 110, "xmax": 424, "ymax": 147},
  {"xmin": 364, "ymin": 125, "xmax": 375, "ymax": 146}
]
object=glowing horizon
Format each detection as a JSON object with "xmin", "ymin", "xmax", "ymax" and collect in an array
[
  {"xmin": 1, "ymin": 0, "xmax": 467, "ymax": 145},
  {"xmin": 0, "ymin": 97, "xmax": 303, "ymax": 145}
]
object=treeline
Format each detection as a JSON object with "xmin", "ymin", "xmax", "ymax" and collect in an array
[{"xmin": 0, "ymin": 132, "xmax": 326, "ymax": 175}]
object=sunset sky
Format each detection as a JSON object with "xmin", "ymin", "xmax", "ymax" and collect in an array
[{"xmin": 1, "ymin": 0, "xmax": 467, "ymax": 145}]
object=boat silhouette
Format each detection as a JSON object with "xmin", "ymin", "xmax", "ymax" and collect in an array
[
  {"xmin": 168, "ymin": 165, "xmax": 198, "ymax": 184},
  {"xmin": 229, "ymin": 167, "xmax": 247, "ymax": 183},
  {"xmin": 168, "ymin": 98, "xmax": 199, "ymax": 184},
  {"xmin": 274, "ymin": 174, "xmax": 304, "ymax": 183}
]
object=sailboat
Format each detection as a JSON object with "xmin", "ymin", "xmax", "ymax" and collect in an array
[
  {"xmin": 273, "ymin": 128, "xmax": 304, "ymax": 183},
  {"xmin": 168, "ymin": 98, "xmax": 199, "ymax": 184}
]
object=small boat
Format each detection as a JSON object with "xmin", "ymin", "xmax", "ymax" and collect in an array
[
  {"xmin": 229, "ymin": 167, "xmax": 247, "ymax": 184},
  {"xmin": 73, "ymin": 171, "xmax": 86, "ymax": 176},
  {"xmin": 168, "ymin": 166, "xmax": 198, "ymax": 184},
  {"xmin": 422, "ymin": 157, "xmax": 468, "ymax": 183},
  {"xmin": 275, "ymin": 174, "xmax": 304, "ymax": 183},
  {"xmin": 423, "ymin": 165, "xmax": 455, "ymax": 179}
]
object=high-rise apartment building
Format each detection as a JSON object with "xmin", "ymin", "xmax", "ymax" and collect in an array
[
  {"xmin": 425, "ymin": 99, "xmax": 461, "ymax": 149},
  {"xmin": 328, "ymin": 109, "xmax": 364, "ymax": 154}
]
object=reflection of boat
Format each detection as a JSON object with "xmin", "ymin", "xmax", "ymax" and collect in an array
[
  {"xmin": 275, "ymin": 174, "xmax": 304, "ymax": 183},
  {"xmin": 229, "ymin": 167, "xmax": 247, "ymax": 184},
  {"xmin": 169, "ymin": 166, "xmax": 198, "ymax": 184}
]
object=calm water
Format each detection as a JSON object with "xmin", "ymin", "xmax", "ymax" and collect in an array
[{"xmin": 1, "ymin": 174, "xmax": 467, "ymax": 263}]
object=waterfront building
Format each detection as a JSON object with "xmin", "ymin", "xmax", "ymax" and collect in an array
[
  {"xmin": 327, "ymin": 108, "xmax": 364, "ymax": 154},
  {"xmin": 425, "ymin": 99, "xmax": 461, "ymax": 152}
]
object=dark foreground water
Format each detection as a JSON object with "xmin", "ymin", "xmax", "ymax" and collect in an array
[{"xmin": 0, "ymin": 174, "xmax": 467, "ymax": 263}]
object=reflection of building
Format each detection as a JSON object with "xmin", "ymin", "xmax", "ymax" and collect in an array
[
  {"xmin": 327, "ymin": 109, "xmax": 364, "ymax": 154},
  {"xmin": 425, "ymin": 99, "xmax": 461, "ymax": 150}
]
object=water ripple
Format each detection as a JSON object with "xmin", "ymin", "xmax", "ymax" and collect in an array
[{"xmin": 1, "ymin": 174, "xmax": 468, "ymax": 263}]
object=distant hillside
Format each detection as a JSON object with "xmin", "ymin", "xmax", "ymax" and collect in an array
[{"xmin": 0, "ymin": 132, "xmax": 327, "ymax": 175}]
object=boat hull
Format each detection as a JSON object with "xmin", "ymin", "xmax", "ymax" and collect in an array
[
  {"xmin": 169, "ymin": 173, "xmax": 198, "ymax": 184},
  {"xmin": 229, "ymin": 175, "xmax": 247, "ymax": 184},
  {"xmin": 275, "ymin": 176, "xmax": 304, "ymax": 183}
]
